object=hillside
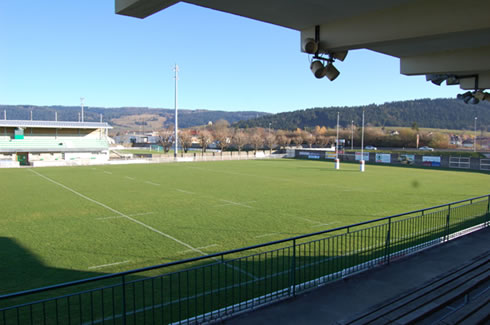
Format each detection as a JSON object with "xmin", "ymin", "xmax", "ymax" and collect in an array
[
  {"xmin": 0, "ymin": 105, "xmax": 268, "ymax": 130},
  {"xmin": 233, "ymin": 99, "xmax": 490, "ymax": 131}
]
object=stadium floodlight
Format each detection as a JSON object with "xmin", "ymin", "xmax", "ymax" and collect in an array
[
  {"xmin": 426, "ymin": 74, "xmax": 448, "ymax": 86},
  {"xmin": 324, "ymin": 62, "xmax": 340, "ymax": 81},
  {"xmin": 310, "ymin": 60, "xmax": 327, "ymax": 79},
  {"xmin": 446, "ymin": 76, "xmax": 460, "ymax": 85},
  {"xmin": 467, "ymin": 96, "xmax": 480, "ymax": 105},
  {"xmin": 474, "ymin": 90, "xmax": 490, "ymax": 101},
  {"xmin": 302, "ymin": 38, "xmax": 318, "ymax": 54},
  {"xmin": 457, "ymin": 91, "xmax": 472, "ymax": 100},
  {"xmin": 330, "ymin": 50, "xmax": 348, "ymax": 62}
]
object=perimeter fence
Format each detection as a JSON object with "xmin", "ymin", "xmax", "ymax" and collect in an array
[{"xmin": 1, "ymin": 195, "xmax": 489, "ymax": 325}]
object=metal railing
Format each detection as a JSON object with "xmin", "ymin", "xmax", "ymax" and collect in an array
[{"xmin": 1, "ymin": 195, "xmax": 489, "ymax": 325}]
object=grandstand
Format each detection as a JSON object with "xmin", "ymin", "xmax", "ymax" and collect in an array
[{"xmin": 0, "ymin": 120, "xmax": 112, "ymax": 167}]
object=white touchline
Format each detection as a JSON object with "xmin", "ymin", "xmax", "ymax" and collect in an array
[
  {"xmin": 255, "ymin": 233, "xmax": 278, "ymax": 238},
  {"xmin": 311, "ymin": 222, "xmax": 340, "ymax": 228},
  {"xmin": 89, "ymin": 260, "xmax": 130, "ymax": 270},
  {"xmin": 295, "ymin": 216, "xmax": 320, "ymax": 224},
  {"xmin": 176, "ymin": 189, "xmax": 194, "ymax": 194},
  {"xmin": 219, "ymin": 199, "xmax": 253, "ymax": 209},
  {"xmin": 178, "ymin": 244, "xmax": 219, "ymax": 254},
  {"xmin": 125, "ymin": 176, "xmax": 135, "ymax": 180},
  {"xmin": 97, "ymin": 212, "xmax": 155, "ymax": 220},
  {"xmin": 29, "ymin": 169, "xmax": 257, "ymax": 279},
  {"xmin": 103, "ymin": 171, "xmax": 113, "ymax": 175},
  {"xmin": 145, "ymin": 181, "xmax": 160, "ymax": 186}
]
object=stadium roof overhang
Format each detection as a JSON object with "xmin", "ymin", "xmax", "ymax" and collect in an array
[
  {"xmin": 115, "ymin": 0, "xmax": 490, "ymax": 96},
  {"xmin": 0, "ymin": 120, "xmax": 113, "ymax": 129}
]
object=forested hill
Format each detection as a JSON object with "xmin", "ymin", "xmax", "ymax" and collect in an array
[
  {"xmin": 0, "ymin": 105, "xmax": 268, "ymax": 129},
  {"xmin": 233, "ymin": 99, "xmax": 490, "ymax": 131}
]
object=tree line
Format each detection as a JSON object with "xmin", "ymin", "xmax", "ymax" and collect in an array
[
  {"xmin": 233, "ymin": 98, "xmax": 490, "ymax": 131},
  {"xmin": 157, "ymin": 120, "xmax": 467, "ymax": 153}
]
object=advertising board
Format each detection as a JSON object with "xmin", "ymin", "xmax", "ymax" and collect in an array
[
  {"xmin": 355, "ymin": 152, "xmax": 369, "ymax": 161},
  {"xmin": 422, "ymin": 156, "xmax": 441, "ymax": 167},
  {"xmin": 375, "ymin": 153, "xmax": 391, "ymax": 163}
]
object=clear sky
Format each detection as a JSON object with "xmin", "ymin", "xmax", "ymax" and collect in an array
[{"xmin": 0, "ymin": 1, "xmax": 462, "ymax": 113}]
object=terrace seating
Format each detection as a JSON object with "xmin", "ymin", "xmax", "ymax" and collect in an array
[
  {"xmin": 337, "ymin": 252, "xmax": 490, "ymax": 325},
  {"xmin": 0, "ymin": 138, "xmax": 109, "ymax": 151}
]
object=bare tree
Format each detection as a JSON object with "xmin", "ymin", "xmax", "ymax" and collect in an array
[
  {"xmin": 249, "ymin": 128, "xmax": 265, "ymax": 154},
  {"xmin": 265, "ymin": 132, "xmax": 276, "ymax": 154},
  {"xmin": 232, "ymin": 129, "xmax": 249, "ymax": 154},
  {"xmin": 198, "ymin": 130, "xmax": 213, "ymax": 154},
  {"xmin": 158, "ymin": 127, "xmax": 174, "ymax": 153},
  {"xmin": 276, "ymin": 130, "xmax": 291, "ymax": 150},
  {"xmin": 178, "ymin": 130, "xmax": 193, "ymax": 153},
  {"xmin": 316, "ymin": 135, "xmax": 329, "ymax": 147},
  {"xmin": 304, "ymin": 132, "xmax": 316, "ymax": 148},
  {"xmin": 213, "ymin": 128, "xmax": 230, "ymax": 156},
  {"xmin": 293, "ymin": 129, "xmax": 304, "ymax": 147}
]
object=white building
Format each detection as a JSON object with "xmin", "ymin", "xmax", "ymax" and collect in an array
[{"xmin": 0, "ymin": 120, "xmax": 112, "ymax": 167}]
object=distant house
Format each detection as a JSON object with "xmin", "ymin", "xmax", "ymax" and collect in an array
[
  {"xmin": 450, "ymin": 135, "xmax": 462, "ymax": 146},
  {"xmin": 390, "ymin": 130, "xmax": 399, "ymax": 136},
  {"xmin": 479, "ymin": 137, "xmax": 490, "ymax": 149},
  {"xmin": 462, "ymin": 138, "xmax": 474, "ymax": 148}
]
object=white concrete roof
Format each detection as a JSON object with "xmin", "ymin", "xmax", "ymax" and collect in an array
[
  {"xmin": 116, "ymin": 0, "xmax": 490, "ymax": 90},
  {"xmin": 0, "ymin": 120, "xmax": 113, "ymax": 129}
]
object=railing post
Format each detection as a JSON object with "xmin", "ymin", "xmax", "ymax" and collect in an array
[
  {"xmin": 122, "ymin": 275, "xmax": 127, "ymax": 325},
  {"xmin": 446, "ymin": 204, "xmax": 451, "ymax": 241},
  {"xmin": 384, "ymin": 218, "xmax": 392, "ymax": 264},
  {"xmin": 487, "ymin": 195, "xmax": 490, "ymax": 227},
  {"xmin": 291, "ymin": 239, "xmax": 296, "ymax": 297}
]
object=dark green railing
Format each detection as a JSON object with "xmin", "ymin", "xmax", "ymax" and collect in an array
[{"xmin": 1, "ymin": 195, "xmax": 489, "ymax": 325}]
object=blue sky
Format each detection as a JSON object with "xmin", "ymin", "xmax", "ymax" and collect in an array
[{"xmin": 0, "ymin": 1, "xmax": 462, "ymax": 113}]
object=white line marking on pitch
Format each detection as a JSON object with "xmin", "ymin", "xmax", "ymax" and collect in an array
[
  {"xmin": 125, "ymin": 176, "xmax": 135, "ymax": 180},
  {"xmin": 88, "ymin": 260, "xmax": 130, "ymax": 270},
  {"xmin": 145, "ymin": 181, "xmax": 160, "ymax": 186},
  {"xmin": 295, "ymin": 216, "xmax": 320, "ymax": 224},
  {"xmin": 255, "ymin": 233, "xmax": 278, "ymax": 238},
  {"xmin": 176, "ymin": 189, "xmax": 194, "ymax": 194},
  {"xmin": 218, "ymin": 199, "xmax": 254, "ymax": 209},
  {"xmin": 311, "ymin": 222, "xmax": 340, "ymax": 228},
  {"xmin": 178, "ymin": 244, "xmax": 218, "ymax": 254},
  {"xmin": 97, "ymin": 212, "xmax": 155, "ymax": 220},
  {"xmin": 103, "ymin": 171, "xmax": 113, "ymax": 175},
  {"xmin": 29, "ymin": 169, "xmax": 257, "ymax": 279}
]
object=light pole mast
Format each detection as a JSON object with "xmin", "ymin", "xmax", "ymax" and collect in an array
[
  {"xmin": 474, "ymin": 117, "xmax": 477, "ymax": 152},
  {"xmin": 360, "ymin": 109, "xmax": 365, "ymax": 172},
  {"xmin": 80, "ymin": 98, "xmax": 84, "ymax": 123},
  {"xmin": 174, "ymin": 64, "xmax": 179, "ymax": 158},
  {"xmin": 335, "ymin": 112, "xmax": 340, "ymax": 169},
  {"xmin": 351, "ymin": 120, "xmax": 354, "ymax": 150}
]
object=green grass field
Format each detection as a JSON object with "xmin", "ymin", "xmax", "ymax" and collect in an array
[{"xmin": 0, "ymin": 159, "xmax": 489, "ymax": 296}]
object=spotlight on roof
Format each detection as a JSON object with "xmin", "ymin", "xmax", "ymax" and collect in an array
[
  {"xmin": 324, "ymin": 62, "xmax": 340, "ymax": 81},
  {"xmin": 446, "ymin": 76, "xmax": 460, "ymax": 85},
  {"xmin": 302, "ymin": 38, "xmax": 318, "ymax": 54},
  {"xmin": 330, "ymin": 51, "xmax": 348, "ymax": 62},
  {"xmin": 457, "ymin": 91, "xmax": 481, "ymax": 105},
  {"xmin": 426, "ymin": 74, "xmax": 448, "ymax": 86},
  {"xmin": 467, "ymin": 97, "xmax": 480, "ymax": 105},
  {"xmin": 310, "ymin": 60, "xmax": 327, "ymax": 79},
  {"xmin": 457, "ymin": 91, "xmax": 472, "ymax": 100}
]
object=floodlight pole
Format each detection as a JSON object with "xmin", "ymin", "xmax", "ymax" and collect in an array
[
  {"xmin": 335, "ymin": 112, "xmax": 340, "ymax": 169},
  {"xmin": 174, "ymin": 64, "xmax": 179, "ymax": 158},
  {"xmin": 360, "ymin": 109, "xmax": 365, "ymax": 172},
  {"xmin": 474, "ymin": 117, "xmax": 477, "ymax": 152},
  {"xmin": 351, "ymin": 120, "xmax": 354, "ymax": 150},
  {"xmin": 80, "ymin": 98, "xmax": 85, "ymax": 123}
]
